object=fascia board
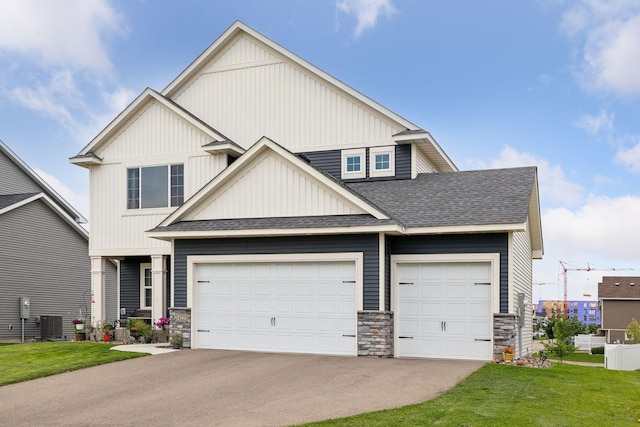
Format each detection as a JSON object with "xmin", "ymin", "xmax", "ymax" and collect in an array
[
  {"xmin": 147, "ymin": 224, "xmax": 403, "ymax": 241},
  {"xmin": 76, "ymin": 89, "xmax": 225, "ymax": 157},
  {"xmin": 162, "ymin": 21, "xmax": 418, "ymax": 131},
  {"xmin": 394, "ymin": 132, "xmax": 457, "ymax": 172},
  {"xmin": 403, "ymin": 223, "xmax": 526, "ymax": 235},
  {"xmin": 159, "ymin": 137, "xmax": 390, "ymax": 226},
  {"xmin": 528, "ymin": 171, "xmax": 544, "ymax": 257}
]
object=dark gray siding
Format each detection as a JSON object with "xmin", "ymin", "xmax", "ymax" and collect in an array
[
  {"xmin": 174, "ymin": 235, "xmax": 380, "ymax": 310},
  {"xmin": 389, "ymin": 234, "xmax": 510, "ymax": 313},
  {"xmin": 0, "ymin": 150, "xmax": 41, "ymax": 194},
  {"xmin": 0, "ymin": 200, "xmax": 91, "ymax": 340},
  {"xmin": 301, "ymin": 145, "xmax": 412, "ymax": 182},
  {"xmin": 119, "ymin": 256, "xmax": 171, "ymax": 320},
  {"xmin": 120, "ymin": 257, "xmax": 149, "ymax": 319}
]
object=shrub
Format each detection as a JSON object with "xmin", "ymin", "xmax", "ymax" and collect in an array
[{"xmin": 591, "ymin": 346, "xmax": 604, "ymax": 354}]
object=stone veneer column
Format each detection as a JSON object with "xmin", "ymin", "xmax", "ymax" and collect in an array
[
  {"xmin": 493, "ymin": 313, "xmax": 517, "ymax": 360},
  {"xmin": 169, "ymin": 307, "xmax": 191, "ymax": 348},
  {"xmin": 357, "ymin": 311, "xmax": 394, "ymax": 357}
]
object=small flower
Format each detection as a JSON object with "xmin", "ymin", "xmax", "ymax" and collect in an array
[
  {"xmin": 155, "ymin": 317, "xmax": 170, "ymax": 328},
  {"xmin": 503, "ymin": 346, "xmax": 515, "ymax": 354},
  {"xmin": 72, "ymin": 318, "xmax": 84, "ymax": 325}
]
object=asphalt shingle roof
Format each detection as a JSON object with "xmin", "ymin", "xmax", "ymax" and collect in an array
[
  {"xmin": 0, "ymin": 192, "xmax": 38, "ymax": 211},
  {"xmin": 346, "ymin": 167, "xmax": 536, "ymax": 228}
]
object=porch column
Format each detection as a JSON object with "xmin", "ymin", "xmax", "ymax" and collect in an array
[
  {"xmin": 151, "ymin": 255, "xmax": 167, "ymax": 324},
  {"xmin": 90, "ymin": 256, "xmax": 106, "ymax": 322}
]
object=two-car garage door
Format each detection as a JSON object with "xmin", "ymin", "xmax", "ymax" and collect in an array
[{"xmin": 194, "ymin": 261, "xmax": 357, "ymax": 355}]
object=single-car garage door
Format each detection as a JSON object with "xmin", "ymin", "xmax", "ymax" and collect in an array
[
  {"xmin": 396, "ymin": 262, "xmax": 493, "ymax": 361},
  {"xmin": 195, "ymin": 261, "xmax": 357, "ymax": 355}
]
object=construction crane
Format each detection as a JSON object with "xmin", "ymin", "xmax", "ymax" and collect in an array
[{"xmin": 559, "ymin": 261, "xmax": 633, "ymax": 309}]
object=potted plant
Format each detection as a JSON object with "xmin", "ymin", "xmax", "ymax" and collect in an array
[
  {"xmin": 170, "ymin": 332, "xmax": 183, "ymax": 349},
  {"xmin": 502, "ymin": 346, "xmax": 515, "ymax": 362},
  {"xmin": 155, "ymin": 317, "xmax": 170, "ymax": 330},
  {"xmin": 102, "ymin": 322, "xmax": 114, "ymax": 342},
  {"xmin": 127, "ymin": 319, "xmax": 152, "ymax": 342},
  {"xmin": 72, "ymin": 318, "xmax": 85, "ymax": 331}
]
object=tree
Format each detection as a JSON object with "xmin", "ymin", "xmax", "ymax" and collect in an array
[
  {"xmin": 540, "ymin": 314, "xmax": 586, "ymax": 340},
  {"xmin": 587, "ymin": 323, "xmax": 599, "ymax": 334},
  {"xmin": 543, "ymin": 316, "xmax": 577, "ymax": 363},
  {"xmin": 626, "ymin": 318, "xmax": 640, "ymax": 344}
]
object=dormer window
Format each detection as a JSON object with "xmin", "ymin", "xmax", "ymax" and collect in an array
[
  {"xmin": 369, "ymin": 146, "xmax": 395, "ymax": 178},
  {"xmin": 127, "ymin": 164, "xmax": 184, "ymax": 209},
  {"xmin": 341, "ymin": 148, "xmax": 366, "ymax": 179}
]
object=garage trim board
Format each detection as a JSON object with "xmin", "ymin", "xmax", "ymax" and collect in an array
[
  {"xmin": 187, "ymin": 253, "xmax": 363, "ymax": 353},
  {"xmin": 391, "ymin": 253, "xmax": 500, "ymax": 361}
]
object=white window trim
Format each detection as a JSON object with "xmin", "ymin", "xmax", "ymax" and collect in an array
[
  {"xmin": 140, "ymin": 263, "xmax": 152, "ymax": 309},
  {"xmin": 369, "ymin": 146, "xmax": 395, "ymax": 178},
  {"xmin": 341, "ymin": 148, "xmax": 366, "ymax": 179},
  {"xmin": 126, "ymin": 163, "xmax": 184, "ymax": 210}
]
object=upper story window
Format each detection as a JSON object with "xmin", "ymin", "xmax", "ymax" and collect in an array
[
  {"xmin": 341, "ymin": 148, "xmax": 366, "ymax": 179},
  {"xmin": 369, "ymin": 146, "xmax": 395, "ymax": 178},
  {"xmin": 127, "ymin": 164, "xmax": 184, "ymax": 209}
]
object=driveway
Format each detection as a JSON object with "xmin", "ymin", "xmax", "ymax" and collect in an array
[{"xmin": 0, "ymin": 349, "xmax": 483, "ymax": 426}]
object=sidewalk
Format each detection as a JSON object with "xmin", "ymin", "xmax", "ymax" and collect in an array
[{"xmin": 111, "ymin": 342, "xmax": 178, "ymax": 355}]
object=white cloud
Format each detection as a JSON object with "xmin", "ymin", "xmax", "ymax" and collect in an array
[
  {"xmin": 533, "ymin": 195, "xmax": 640, "ymax": 301},
  {"xmin": 336, "ymin": 0, "xmax": 396, "ymax": 37},
  {"xmin": 487, "ymin": 146, "xmax": 584, "ymax": 206},
  {"xmin": 573, "ymin": 109, "xmax": 615, "ymax": 135},
  {"xmin": 0, "ymin": 0, "xmax": 125, "ymax": 71},
  {"xmin": 561, "ymin": 1, "xmax": 640, "ymax": 95},
  {"xmin": 615, "ymin": 138, "xmax": 640, "ymax": 172}
]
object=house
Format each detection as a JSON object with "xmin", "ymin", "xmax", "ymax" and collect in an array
[
  {"xmin": 70, "ymin": 21, "xmax": 543, "ymax": 360},
  {"xmin": 0, "ymin": 139, "xmax": 116, "ymax": 341},
  {"xmin": 599, "ymin": 277, "xmax": 640, "ymax": 343}
]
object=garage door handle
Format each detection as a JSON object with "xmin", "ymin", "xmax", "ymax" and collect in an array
[
  {"xmin": 399, "ymin": 282, "xmax": 414, "ymax": 285},
  {"xmin": 399, "ymin": 336, "xmax": 413, "ymax": 339},
  {"xmin": 342, "ymin": 280, "xmax": 356, "ymax": 283},
  {"xmin": 474, "ymin": 282, "xmax": 490, "ymax": 286},
  {"xmin": 197, "ymin": 329, "xmax": 210, "ymax": 333},
  {"xmin": 475, "ymin": 339, "xmax": 491, "ymax": 342},
  {"xmin": 343, "ymin": 334, "xmax": 355, "ymax": 337},
  {"xmin": 197, "ymin": 280, "xmax": 210, "ymax": 283}
]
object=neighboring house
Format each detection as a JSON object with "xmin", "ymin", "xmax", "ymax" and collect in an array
[
  {"xmin": 0, "ymin": 140, "xmax": 116, "ymax": 341},
  {"xmin": 599, "ymin": 277, "xmax": 640, "ymax": 343},
  {"xmin": 70, "ymin": 21, "xmax": 543, "ymax": 360},
  {"xmin": 536, "ymin": 299, "xmax": 600, "ymax": 327}
]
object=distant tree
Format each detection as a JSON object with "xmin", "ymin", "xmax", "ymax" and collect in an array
[
  {"xmin": 544, "ymin": 316, "xmax": 577, "ymax": 363},
  {"xmin": 540, "ymin": 314, "xmax": 586, "ymax": 340},
  {"xmin": 587, "ymin": 323, "xmax": 599, "ymax": 334},
  {"xmin": 626, "ymin": 318, "xmax": 640, "ymax": 344}
]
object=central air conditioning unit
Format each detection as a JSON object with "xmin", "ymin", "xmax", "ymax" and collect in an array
[{"xmin": 40, "ymin": 316, "xmax": 63, "ymax": 339}]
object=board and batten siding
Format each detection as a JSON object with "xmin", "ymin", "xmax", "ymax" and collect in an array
[
  {"xmin": 172, "ymin": 34, "xmax": 403, "ymax": 150},
  {"xmin": 510, "ymin": 221, "xmax": 534, "ymax": 354},
  {"xmin": 389, "ymin": 233, "xmax": 510, "ymax": 313},
  {"xmin": 0, "ymin": 199, "xmax": 115, "ymax": 340},
  {"xmin": 87, "ymin": 102, "xmax": 228, "ymax": 254},
  {"xmin": 415, "ymin": 147, "xmax": 436, "ymax": 174},
  {"xmin": 173, "ymin": 234, "xmax": 380, "ymax": 310},
  {"xmin": 189, "ymin": 151, "xmax": 366, "ymax": 221}
]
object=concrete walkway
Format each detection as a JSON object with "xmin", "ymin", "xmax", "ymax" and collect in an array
[
  {"xmin": 0, "ymin": 349, "xmax": 484, "ymax": 426},
  {"xmin": 111, "ymin": 342, "xmax": 178, "ymax": 355}
]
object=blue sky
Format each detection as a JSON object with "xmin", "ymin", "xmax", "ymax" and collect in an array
[{"xmin": 2, "ymin": 0, "xmax": 640, "ymax": 302}]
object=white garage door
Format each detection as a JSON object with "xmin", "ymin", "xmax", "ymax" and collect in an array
[
  {"xmin": 195, "ymin": 261, "xmax": 357, "ymax": 355},
  {"xmin": 396, "ymin": 262, "xmax": 493, "ymax": 361}
]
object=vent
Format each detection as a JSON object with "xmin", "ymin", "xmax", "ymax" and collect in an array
[{"xmin": 40, "ymin": 315, "xmax": 63, "ymax": 339}]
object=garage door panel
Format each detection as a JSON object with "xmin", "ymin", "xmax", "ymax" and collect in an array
[
  {"xmin": 397, "ymin": 262, "xmax": 492, "ymax": 361},
  {"xmin": 196, "ymin": 261, "xmax": 356, "ymax": 356}
]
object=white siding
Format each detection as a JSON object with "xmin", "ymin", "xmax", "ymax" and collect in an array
[
  {"xmin": 190, "ymin": 151, "xmax": 367, "ymax": 220},
  {"xmin": 415, "ymin": 147, "xmax": 436, "ymax": 174},
  {"xmin": 173, "ymin": 34, "xmax": 402, "ymax": 150},
  {"xmin": 511, "ymin": 219, "xmax": 533, "ymax": 355},
  {"xmin": 88, "ymin": 100, "xmax": 227, "ymax": 255}
]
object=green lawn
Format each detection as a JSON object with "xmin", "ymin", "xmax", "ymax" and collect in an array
[
  {"xmin": 0, "ymin": 342, "xmax": 147, "ymax": 386},
  {"xmin": 548, "ymin": 352, "xmax": 604, "ymax": 364},
  {"xmin": 303, "ymin": 363, "xmax": 640, "ymax": 427}
]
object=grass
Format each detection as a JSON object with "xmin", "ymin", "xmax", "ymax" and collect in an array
[
  {"xmin": 303, "ymin": 363, "xmax": 640, "ymax": 427},
  {"xmin": 0, "ymin": 342, "xmax": 147, "ymax": 386},
  {"xmin": 547, "ymin": 352, "xmax": 604, "ymax": 364}
]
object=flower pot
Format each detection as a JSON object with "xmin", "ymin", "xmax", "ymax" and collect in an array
[
  {"xmin": 75, "ymin": 324, "xmax": 84, "ymax": 331},
  {"xmin": 103, "ymin": 334, "xmax": 111, "ymax": 342},
  {"xmin": 503, "ymin": 352, "xmax": 514, "ymax": 362}
]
